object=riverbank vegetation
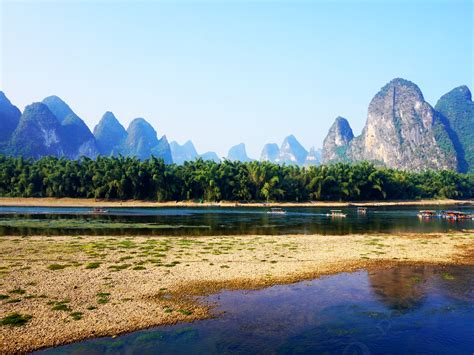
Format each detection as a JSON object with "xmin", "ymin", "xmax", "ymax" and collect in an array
[{"xmin": 0, "ymin": 155, "xmax": 472, "ymax": 201}]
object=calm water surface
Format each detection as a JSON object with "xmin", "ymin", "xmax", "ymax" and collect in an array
[
  {"xmin": 0, "ymin": 205, "xmax": 472, "ymax": 236},
  {"xmin": 38, "ymin": 265, "xmax": 474, "ymax": 354}
]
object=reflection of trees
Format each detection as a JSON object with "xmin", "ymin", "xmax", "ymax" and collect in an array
[{"xmin": 368, "ymin": 266, "xmax": 433, "ymax": 311}]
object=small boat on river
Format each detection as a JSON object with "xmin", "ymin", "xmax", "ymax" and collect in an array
[
  {"xmin": 441, "ymin": 210, "xmax": 473, "ymax": 220},
  {"xmin": 327, "ymin": 210, "xmax": 347, "ymax": 218},
  {"xmin": 357, "ymin": 207, "xmax": 367, "ymax": 214},
  {"xmin": 92, "ymin": 207, "xmax": 109, "ymax": 214},
  {"xmin": 417, "ymin": 210, "xmax": 438, "ymax": 218},
  {"xmin": 267, "ymin": 208, "xmax": 287, "ymax": 215}
]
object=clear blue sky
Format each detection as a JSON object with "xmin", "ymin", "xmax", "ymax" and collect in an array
[{"xmin": 1, "ymin": 0, "xmax": 472, "ymax": 158}]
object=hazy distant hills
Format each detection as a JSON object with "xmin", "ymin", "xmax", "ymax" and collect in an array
[
  {"xmin": 260, "ymin": 135, "xmax": 321, "ymax": 167},
  {"xmin": 322, "ymin": 78, "xmax": 473, "ymax": 173},
  {"xmin": 227, "ymin": 143, "xmax": 253, "ymax": 162},
  {"xmin": 0, "ymin": 77, "xmax": 472, "ymax": 172}
]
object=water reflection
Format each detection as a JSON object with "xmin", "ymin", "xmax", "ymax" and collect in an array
[
  {"xmin": 39, "ymin": 265, "xmax": 474, "ymax": 354},
  {"xmin": 1, "ymin": 205, "xmax": 473, "ymax": 236},
  {"xmin": 368, "ymin": 266, "xmax": 433, "ymax": 311}
]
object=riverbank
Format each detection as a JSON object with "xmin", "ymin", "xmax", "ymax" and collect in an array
[
  {"xmin": 1, "ymin": 232, "xmax": 473, "ymax": 352},
  {"xmin": 0, "ymin": 197, "xmax": 472, "ymax": 208}
]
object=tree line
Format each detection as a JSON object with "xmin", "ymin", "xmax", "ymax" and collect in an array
[{"xmin": 0, "ymin": 155, "xmax": 472, "ymax": 201}]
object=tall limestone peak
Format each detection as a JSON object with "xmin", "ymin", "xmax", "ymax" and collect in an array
[
  {"xmin": 201, "ymin": 151, "xmax": 221, "ymax": 163},
  {"xmin": 42, "ymin": 95, "xmax": 98, "ymax": 158},
  {"xmin": 10, "ymin": 103, "xmax": 66, "ymax": 158},
  {"xmin": 278, "ymin": 135, "xmax": 308, "ymax": 165},
  {"xmin": 170, "ymin": 140, "xmax": 198, "ymax": 164},
  {"xmin": 153, "ymin": 135, "xmax": 173, "ymax": 164},
  {"xmin": 322, "ymin": 117, "xmax": 354, "ymax": 163},
  {"xmin": 352, "ymin": 78, "xmax": 457, "ymax": 171},
  {"xmin": 42, "ymin": 95, "xmax": 75, "ymax": 123},
  {"xmin": 435, "ymin": 85, "xmax": 473, "ymax": 173},
  {"xmin": 227, "ymin": 143, "xmax": 252, "ymax": 162},
  {"xmin": 93, "ymin": 111, "xmax": 127, "ymax": 156},
  {"xmin": 123, "ymin": 118, "xmax": 160, "ymax": 159},
  {"xmin": 260, "ymin": 143, "xmax": 280, "ymax": 162},
  {"xmin": 122, "ymin": 118, "xmax": 172, "ymax": 163},
  {"xmin": 0, "ymin": 91, "xmax": 21, "ymax": 142}
]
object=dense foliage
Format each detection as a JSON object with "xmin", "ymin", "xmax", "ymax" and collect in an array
[{"xmin": 0, "ymin": 155, "xmax": 472, "ymax": 201}]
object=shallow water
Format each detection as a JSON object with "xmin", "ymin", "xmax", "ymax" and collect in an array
[
  {"xmin": 38, "ymin": 265, "xmax": 474, "ymax": 354},
  {"xmin": 0, "ymin": 205, "xmax": 472, "ymax": 236}
]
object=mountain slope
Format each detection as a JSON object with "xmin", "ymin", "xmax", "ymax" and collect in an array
[
  {"xmin": 0, "ymin": 91, "xmax": 21, "ymax": 142},
  {"xmin": 435, "ymin": 86, "xmax": 474, "ymax": 173},
  {"xmin": 9, "ymin": 103, "xmax": 66, "ymax": 158},
  {"xmin": 227, "ymin": 143, "xmax": 252, "ymax": 162},
  {"xmin": 42, "ymin": 95, "xmax": 98, "ymax": 158},
  {"xmin": 260, "ymin": 143, "xmax": 280, "ymax": 162},
  {"xmin": 322, "ymin": 78, "xmax": 458, "ymax": 171},
  {"xmin": 201, "ymin": 151, "xmax": 221, "ymax": 163},
  {"xmin": 278, "ymin": 135, "xmax": 307, "ymax": 165},
  {"xmin": 170, "ymin": 140, "xmax": 199, "ymax": 164},
  {"xmin": 93, "ymin": 111, "xmax": 127, "ymax": 156},
  {"xmin": 322, "ymin": 117, "xmax": 354, "ymax": 163},
  {"xmin": 304, "ymin": 147, "xmax": 322, "ymax": 166},
  {"xmin": 122, "ymin": 118, "xmax": 172, "ymax": 163}
]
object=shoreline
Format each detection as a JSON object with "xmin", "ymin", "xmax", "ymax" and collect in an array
[
  {"xmin": 0, "ymin": 232, "xmax": 473, "ymax": 352},
  {"xmin": 0, "ymin": 197, "xmax": 472, "ymax": 208}
]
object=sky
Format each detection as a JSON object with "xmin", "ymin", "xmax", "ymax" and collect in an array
[{"xmin": 1, "ymin": 0, "xmax": 473, "ymax": 158}]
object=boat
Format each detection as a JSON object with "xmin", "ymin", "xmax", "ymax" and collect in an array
[
  {"xmin": 92, "ymin": 207, "xmax": 109, "ymax": 214},
  {"xmin": 441, "ymin": 210, "xmax": 473, "ymax": 220},
  {"xmin": 357, "ymin": 207, "xmax": 367, "ymax": 214},
  {"xmin": 267, "ymin": 208, "xmax": 287, "ymax": 215},
  {"xmin": 417, "ymin": 210, "xmax": 438, "ymax": 218},
  {"xmin": 327, "ymin": 209, "xmax": 347, "ymax": 218}
]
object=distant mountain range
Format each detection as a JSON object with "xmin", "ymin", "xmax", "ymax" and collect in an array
[
  {"xmin": 0, "ymin": 94, "xmax": 172, "ymax": 162},
  {"xmin": 1, "ymin": 77, "xmax": 472, "ymax": 172},
  {"xmin": 322, "ymin": 78, "xmax": 473, "ymax": 173},
  {"xmin": 259, "ymin": 135, "xmax": 321, "ymax": 166}
]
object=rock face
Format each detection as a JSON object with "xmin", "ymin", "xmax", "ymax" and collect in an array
[
  {"xmin": 170, "ymin": 140, "xmax": 198, "ymax": 164},
  {"xmin": 42, "ymin": 95, "xmax": 98, "ymax": 158},
  {"xmin": 0, "ymin": 91, "xmax": 21, "ymax": 142},
  {"xmin": 9, "ymin": 103, "xmax": 66, "ymax": 158},
  {"xmin": 227, "ymin": 143, "xmax": 252, "ymax": 162},
  {"xmin": 260, "ymin": 143, "xmax": 280, "ymax": 162},
  {"xmin": 322, "ymin": 78, "xmax": 458, "ymax": 171},
  {"xmin": 322, "ymin": 117, "xmax": 354, "ymax": 163},
  {"xmin": 93, "ymin": 112, "xmax": 127, "ymax": 156},
  {"xmin": 278, "ymin": 135, "xmax": 308, "ymax": 165},
  {"xmin": 304, "ymin": 147, "xmax": 322, "ymax": 166},
  {"xmin": 121, "ymin": 118, "xmax": 172, "ymax": 163},
  {"xmin": 435, "ymin": 86, "xmax": 474, "ymax": 173},
  {"xmin": 200, "ymin": 151, "xmax": 221, "ymax": 163}
]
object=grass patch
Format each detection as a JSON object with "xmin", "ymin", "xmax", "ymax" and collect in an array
[
  {"xmin": 178, "ymin": 309, "xmax": 193, "ymax": 316},
  {"xmin": 442, "ymin": 273, "xmax": 455, "ymax": 280},
  {"xmin": 0, "ymin": 294, "xmax": 9, "ymax": 300},
  {"xmin": 1, "ymin": 313, "xmax": 32, "ymax": 326},
  {"xmin": 47, "ymin": 264, "xmax": 68, "ymax": 271},
  {"xmin": 97, "ymin": 292, "xmax": 110, "ymax": 304},
  {"xmin": 85, "ymin": 262, "xmax": 101, "ymax": 269},
  {"xmin": 70, "ymin": 312, "xmax": 83, "ymax": 320},
  {"xmin": 132, "ymin": 266, "xmax": 146, "ymax": 270},
  {"xmin": 52, "ymin": 303, "xmax": 71, "ymax": 311},
  {"xmin": 8, "ymin": 288, "xmax": 26, "ymax": 295},
  {"xmin": 6, "ymin": 298, "xmax": 21, "ymax": 304},
  {"xmin": 108, "ymin": 264, "xmax": 130, "ymax": 272}
]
